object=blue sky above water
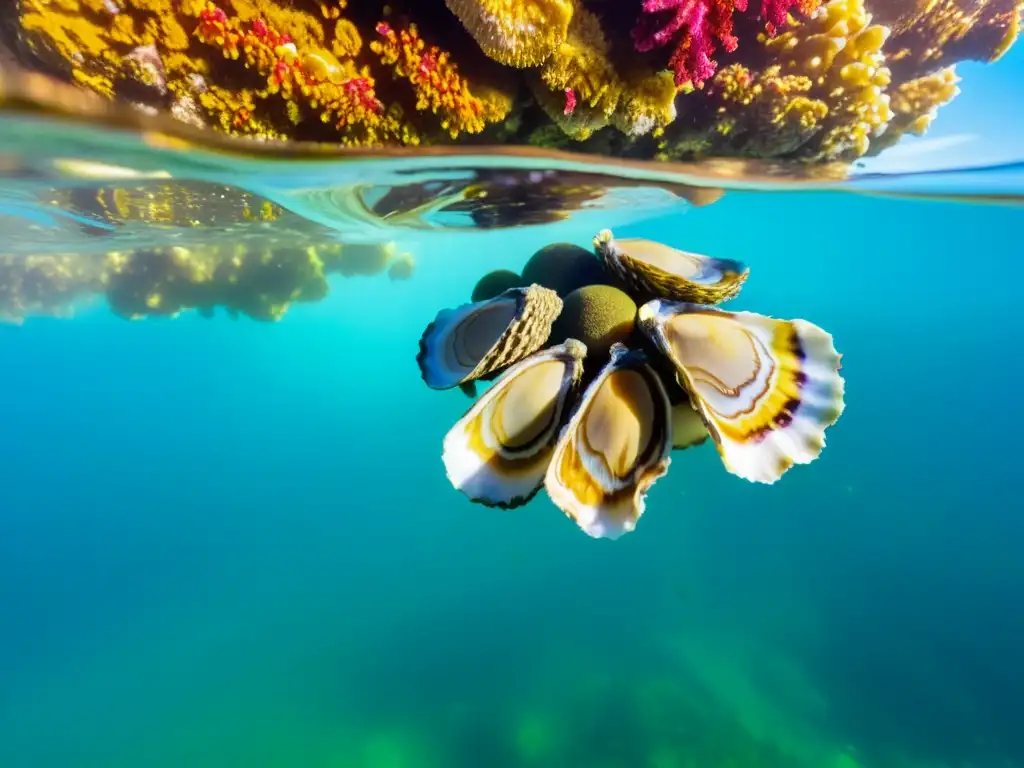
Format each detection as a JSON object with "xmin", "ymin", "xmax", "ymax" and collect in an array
[{"xmin": 860, "ymin": 40, "xmax": 1024, "ymax": 173}]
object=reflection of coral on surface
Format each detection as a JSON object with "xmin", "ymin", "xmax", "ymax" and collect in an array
[
  {"xmin": 9, "ymin": 0, "xmax": 1023, "ymax": 164},
  {"xmin": 0, "ymin": 239, "xmax": 414, "ymax": 323},
  {"xmin": 0, "ymin": 253, "xmax": 107, "ymax": 322}
]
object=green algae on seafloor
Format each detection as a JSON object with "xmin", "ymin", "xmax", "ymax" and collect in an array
[{"xmin": 513, "ymin": 711, "xmax": 562, "ymax": 765}]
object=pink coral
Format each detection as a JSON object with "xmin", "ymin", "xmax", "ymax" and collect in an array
[{"xmin": 632, "ymin": 0, "xmax": 819, "ymax": 87}]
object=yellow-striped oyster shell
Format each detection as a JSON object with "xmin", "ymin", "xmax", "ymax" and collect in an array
[
  {"xmin": 443, "ymin": 340, "xmax": 587, "ymax": 509},
  {"xmin": 544, "ymin": 343, "xmax": 672, "ymax": 540},
  {"xmin": 639, "ymin": 299, "xmax": 845, "ymax": 484}
]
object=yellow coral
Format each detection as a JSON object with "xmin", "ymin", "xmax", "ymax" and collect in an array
[
  {"xmin": 868, "ymin": 65, "xmax": 961, "ymax": 153},
  {"xmin": 762, "ymin": 0, "xmax": 894, "ymax": 159},
  {"xmin": 445, "ymin": 0, "xmax": 574, "ymax": 67},
  {"xmin": 660, "ymin": 0, "xmax": 903, "ymax": 162},
  {"xmin": 869, "ymin": 0, "xmax": 1024, "ymax": 78},
  {"xmin": 535, "ymin": 8, "xmax": 677, "ymax": 140},
  {"xmin": 611, "ymin": 71, "xmax": 678, "ymax": 138},
  {"xmin": 540, "ymin": 8, "xmax": 620, "ymax": 122},
  {"xmin": 371, "ymin": 21, "xmax": 512, "ymax": 139},
  {"xmin": 17, "ymin": 0, "xmax": 432, "ymax": 145}
]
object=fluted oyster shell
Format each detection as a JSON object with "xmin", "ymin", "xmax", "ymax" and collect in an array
[
  {"xmin": 418, "ymin": 284, "xmax": 563, "ymax": 390},
  {"xmin": 594, "ymin": 229, "xmax": 749, "ymax": 305}
]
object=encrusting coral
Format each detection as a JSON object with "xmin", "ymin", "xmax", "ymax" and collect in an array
[
  {"xmin": 7, "ymin": 0, "xmax": 1024, "ymax": 164},
  {"xmin": 656, "ymin": 0, "xmax": 969, "ymax": 162}
]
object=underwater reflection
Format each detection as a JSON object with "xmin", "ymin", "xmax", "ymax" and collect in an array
[{"xmin": 0, "ymin": 237, "xmax": 413, "ymax": 323}]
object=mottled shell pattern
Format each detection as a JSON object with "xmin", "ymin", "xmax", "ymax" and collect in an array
[
  {"xmin": 594, "ymin": 229, "xmax": 749, "ymax": 305},
  {"xmin": 417, "ymin": 284, "xmax": 563, "ymax": 390},
  {"xmin": 639, "ymin": 299, "xmax": 845, "ymax": 485},
  {"xmin": 544, "ymin": 343, "xmax": 673, "ymax": 540},
  {"xmin": 443, "ymin": 339, "xmax": 588, "ymax": 509}
]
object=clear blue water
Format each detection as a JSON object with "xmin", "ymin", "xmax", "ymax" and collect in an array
[
  {"xmin": 1, "ymin": 43, "xmax": 1023, "ymax": 768},
  {"xmin": 2, "ymin": 187, "xmax": 1022, "ymax": 768}
]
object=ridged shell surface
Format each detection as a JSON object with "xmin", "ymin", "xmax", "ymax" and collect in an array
[
  {"xmin": 594, "ymin": 229, "xmax": 749, "ymax": 305},
  {"xmin": 544, "ymin": 343, "xmax": 672, "ymax": 540},
  {"xmin": 417, "ymin": 284, "xmax": 563, "ymax": 390},
  {"xmin": 442, "ymin": 340, "xmax": 587, "ymax": 509},
  {"xmin": 639, "ymin": 299, "xmax": 845, "ymax": 484}
]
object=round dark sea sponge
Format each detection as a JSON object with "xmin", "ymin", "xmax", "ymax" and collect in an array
[
  {"xmin": 521, "ymin": 243, "xmax": 610, "ymax": 298},
  {"xmin": 472, "ymin": 269, "xmax": 523, "ymax": 302},
  {"xmin": 551, "ymin": 285, "xmax": 637, "ymax": 363}
]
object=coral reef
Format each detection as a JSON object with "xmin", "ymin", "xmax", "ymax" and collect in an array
[
  {"xmin": 14, "ymin": 0, "xmax": 515, "ymax": 146},
  {"xmin": 7, "ymin": 0, "xmax": 1022, "ymax": 165},
  {"xmin": 656, "ymin": 0, "xmax": 968, "ymax": 162},
  {"xmin": 871, "ymin": 0, "xmax": 1022, "ymax": 80},
  {"xmin": 631, "ymin": 0, "xmax": 822, "ymax": 88}
]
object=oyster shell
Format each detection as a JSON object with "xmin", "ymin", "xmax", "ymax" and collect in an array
[
  {"xmin": 417, "ymin": 284, "xmax": 563, "ymax": 390},
  {"xmin": 594, "ymin": 229, "xmax": 749, "ymax": 305},
  {"xmin": 639, "ymin": 299, "xmax": 845, "ymax": 484},
  {"xmin": 443, "ymin": 340, "xmax": 588, "ymax": 509},
  {"xmin": 544, "ymin": 343, "xmax": 672, "ymax": 540}
]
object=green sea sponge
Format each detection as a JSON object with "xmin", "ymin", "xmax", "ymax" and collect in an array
[
  {"xmin": 550, "ymin": 284, "xmax": 637, "ymax": 363},
  {"xmin": 471, "ymin": 269, "xmax": 523, "ymax": 301},
  {"xmin": 521, "ymin": 242, "xmax": 611, "ymax": 298}
]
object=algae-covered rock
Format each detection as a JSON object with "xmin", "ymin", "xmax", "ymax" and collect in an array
[
  {"xmin": 550, "ymin": 284, "xmax": 636, "ymax": 363},
  {"xmin": 521, "ymin": 243, "xmax": 611, "ymax": 298}
]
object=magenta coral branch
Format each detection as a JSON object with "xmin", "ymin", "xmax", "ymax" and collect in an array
[
  {"xmin": 632, "ymin": 0, "xmax": 746, "ymax": 87},
  {"xmin": 632, "ymin": 0, "xmax": 818, "ymax": 87}
]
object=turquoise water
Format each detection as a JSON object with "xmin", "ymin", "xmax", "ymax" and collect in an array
[
  {"xmin": 2, "ymin": 38, "xmax": 1024, "ymax": 768},
  {"xmin": 2, "ymin": 185, "xmax": 1022, "ymax": 768}
]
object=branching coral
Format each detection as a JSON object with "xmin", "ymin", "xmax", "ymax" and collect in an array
[
  {"xmin": 658, "ymin": 0, "xmax": 907, "ymax": 162},
  {"xmin": 631, "ymin": 0, "xmax": 822, "ymax": 87},
  {"xmin": 867, "ymin": 65, "xmax": 961, "ymax": 154},
  {"xmin": 191, "ymin": 3, "xmax": 394, "ymax": 142},
  {"xmin": 15, "ymin": 0, "xmax": 511, "ymax": 146},
  {"xmin": 531, "ymin": 6, "xmax": 677, "ymax": 140},
  {"xmin": 371, "ymin": 20, "xmax": 512, "ymax": 139},
  {"xmin": 7, "ymin": 0, "xmax": 1022, "ymax": 165}
]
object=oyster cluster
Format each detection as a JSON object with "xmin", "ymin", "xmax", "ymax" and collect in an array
[{"xmin": 416, "ymin": 230, "xmax": 846, "ymax": 540}]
